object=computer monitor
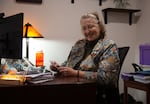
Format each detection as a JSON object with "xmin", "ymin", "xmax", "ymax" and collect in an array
[{"xmin": 0, "ymin": 13, "xmax": 23, "ymax": 60}]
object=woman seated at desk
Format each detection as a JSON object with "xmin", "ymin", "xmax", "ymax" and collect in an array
[{"xmin": 50, "ymin": 12, "xmax": 120, "ymax": 104}]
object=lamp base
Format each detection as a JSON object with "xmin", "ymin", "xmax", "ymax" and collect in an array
[{"xmin": 23, "ymin": 57, "xmax": 34, "ymax": 67}]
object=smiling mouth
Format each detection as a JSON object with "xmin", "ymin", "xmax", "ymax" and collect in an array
[{"xmin": 86, "ymin": 33, "xmax": 94, "ymax": 38}]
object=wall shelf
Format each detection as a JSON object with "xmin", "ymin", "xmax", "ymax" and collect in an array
[
  {"xmin": 71, "ymin": 0, "xmax": 102, "ymax": 6},
  {"xmin": 102, "ymin": 8, "xmax": 141, "ymax": 25}
]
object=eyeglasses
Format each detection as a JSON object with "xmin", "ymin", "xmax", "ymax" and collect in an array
[{"xmin": 81, "ymin": 23, "xmax": 98, "ymax": 31}]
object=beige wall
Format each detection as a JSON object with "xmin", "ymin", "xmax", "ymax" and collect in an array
[{"xmin": 1, "ymin": 0, "xmax": 149, "ymax": 103}]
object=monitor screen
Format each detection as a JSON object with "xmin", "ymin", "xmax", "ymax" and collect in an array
[{"xmin": 0, "ymin": 13, "xmax": 23, "ymax": 59}]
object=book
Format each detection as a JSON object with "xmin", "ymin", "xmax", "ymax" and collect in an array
[
  {"xmin": 136, "ymin": 70, "xmax": 150, "ymax": 75},
  {"xmin": 121, "ymin": 72, "xmax": 134, "ymax": 80},
  {"xmin": 27, "ymin": 78, "xmax": 53, "ymax": 84},
  {"xmin": 25, "ymin": 72, "xmax": 54, "ymax": 84},
  {"xmin": 132, "ymin": 70, "xmax": 150, "ymax": 81},
  {"xmin": 133, "ymin": 74, "xmax": 150, "ymax": 80},
  {"xmin": 134, "ymin": 78, "xmax": 150, "ymax": 84},
  {"xmin": 121, "ymin": 70, "xmax": 150, "ymax": 81},
  {"xmin": 25, "ymin": 72, "xmax": 54, "ymax": 79}
]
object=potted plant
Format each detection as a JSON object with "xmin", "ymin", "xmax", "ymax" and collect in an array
[{"xmin": 113, "ymin": 0, "xmax": 130, "ymax": 8}]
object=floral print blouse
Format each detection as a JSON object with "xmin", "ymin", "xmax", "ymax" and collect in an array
[{"xmin": 62, "ymin": 38, "xmax": 120, "ymax": 87}]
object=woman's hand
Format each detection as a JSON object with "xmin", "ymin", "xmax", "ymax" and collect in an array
[
  {"xmin": 57, "ymin": 66, "xmax": 77, "ymax": 77},
  {"xmin": 50, "ymin": 61, "xmax": 60, "ymax": 72}
]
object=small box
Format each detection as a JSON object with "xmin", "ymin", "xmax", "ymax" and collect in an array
[
  {"xmin": 139, "ymin": 44, "xmax": 150, "ymax": 65},
  {"xmin": 0, "ymin": 79, "xmax": 24, "ymax": 86}
]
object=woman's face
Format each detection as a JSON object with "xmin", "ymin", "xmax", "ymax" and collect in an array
[{"xmin": 80, "ymin": 17, "xmax": 100, "ymax": 41}]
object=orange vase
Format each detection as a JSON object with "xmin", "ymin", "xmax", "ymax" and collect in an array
[{"xmin": 36, "ymin": 50, "xmax": 44, "ymax": 67}]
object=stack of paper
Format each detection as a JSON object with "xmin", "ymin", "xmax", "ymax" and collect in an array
[
  {"xmin": 133, "ymin": 71, "xmax": 150, "ymax": 84},
  {"xmin": 121, "ymin": 70, "xmax": 150, "ymax": 84},
  {"xmin": 121, "ymin": 72, "xmax": 134, "ymax": 80},
  {"xmin": 25, "ymin": 72, "xmax": 54, "ymax": 84}
]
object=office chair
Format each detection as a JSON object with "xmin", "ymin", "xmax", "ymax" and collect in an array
[
  {"xmin": 117, "ymin": 47, "xmax": 130, "ymax": 89},
  {"xmin": 97, "ymin": 46, "xmax": 130, "ymax": 104},
  {"xmin": 115, "ymin": 46, "xmax": 130, "ymax": 104},
  {"xmin": 132, "ymin": 63, "xmax": 143, "ymax": 72}
]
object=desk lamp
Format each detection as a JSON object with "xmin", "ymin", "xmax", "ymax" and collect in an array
[{"xmin": 23, "ymin": 23, "xmax": 43, "ymax": 59}]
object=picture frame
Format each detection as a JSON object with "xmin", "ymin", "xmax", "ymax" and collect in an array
[{"xmin": 16, "ymin": 0, "xmax": 42, "ymax": 4}]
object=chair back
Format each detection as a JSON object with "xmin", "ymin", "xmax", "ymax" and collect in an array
[
  {"xmin": 117, "ymin": 47, "xmax": 130, "ymax": 88},
  {"xmin": 118, "ymin": 47, "xmax": 130, "ymax": 69},
  {"xmin": 96, "ymin": 46, "xmax": 130, "ymax": 104}
]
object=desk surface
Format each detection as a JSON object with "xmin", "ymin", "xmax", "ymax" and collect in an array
[
  {"xmin": 0, "ymin": 75, "xmax": 96, "ymax": 104},
  {"xmin": 0, "ymin": 75, "xmax": 96, "ymax": 87},
  {"xmin": 36, "ymin": 75, "xmax": 95, "ymax": 85}
]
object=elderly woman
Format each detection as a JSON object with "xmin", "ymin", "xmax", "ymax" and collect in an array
[{"xmin": 50, "ymin": 12, "xmax": 120, "ymax": 104}]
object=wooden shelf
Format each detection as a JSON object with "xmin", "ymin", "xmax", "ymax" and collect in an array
[
  {"xmin": 102, "ymin": 8, "xmax": 141, "ymax": 25},
  {"xmin": 71, "ymin": 0, "xmax": 102, "ymax": 5}
]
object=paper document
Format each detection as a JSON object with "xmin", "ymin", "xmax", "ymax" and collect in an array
[{"xmin": 25, "ymin": 72, "xmax": 54, "ymax": 84}]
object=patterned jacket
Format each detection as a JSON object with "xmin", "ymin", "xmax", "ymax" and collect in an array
[{"xmin": 62, "ymin": 38, "xmax": 120, "ymax": 87}]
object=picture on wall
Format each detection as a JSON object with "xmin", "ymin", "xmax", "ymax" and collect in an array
[{"xmin": 16, "ymin": 0, "xmax": 42, "ymax": 4}]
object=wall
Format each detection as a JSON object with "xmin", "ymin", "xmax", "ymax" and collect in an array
[
  {"xmin": 132, "ymin": 0, "xmax": 150, "ymax": 103},
  {"xmin": 1, "ymin": 0, "xmax": 146, "ymax": 103},
  {"xmin": 136, "ymin": 0, "xmax": 150, "ymax": 63}
]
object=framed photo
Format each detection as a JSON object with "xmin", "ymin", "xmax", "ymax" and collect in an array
[{"xmin": 16, "ymin": 0, "xmax": 42, "ymax": 4}]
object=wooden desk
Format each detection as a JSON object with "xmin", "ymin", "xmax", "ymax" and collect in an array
[
  {"xmin": 0, "ymin": 76, "xmax": 96, "ymax": 104},
  {"xmin": 123, "ymin": 80, "xmax": 150, "ymax": 104}
]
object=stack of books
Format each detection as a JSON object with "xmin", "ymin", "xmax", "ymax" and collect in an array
[
  {"xmin": 133, "ymin": 70, "xmax": 150, "ymax": 84},
  {"xmin": 25, "ymin": 72, "xmax": 54, "ymax": 84},
  {"xmin": 121, "ymin": 70, "xmax": 150, "ymax": 84}
]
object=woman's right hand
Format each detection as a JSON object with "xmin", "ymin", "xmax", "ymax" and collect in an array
[{"xmin": 50, "ymin": 61, "xmax": 60, "ymax": 72}]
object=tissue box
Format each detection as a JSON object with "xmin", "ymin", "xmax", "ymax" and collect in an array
[{"xmin": 140, "ymin": 44, "xmax": 150, "ymax": 65}]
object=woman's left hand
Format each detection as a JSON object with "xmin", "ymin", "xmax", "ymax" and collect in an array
[{"xmin": 57, "ymin": 66, "xmax": 77, "ymax": 77}]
